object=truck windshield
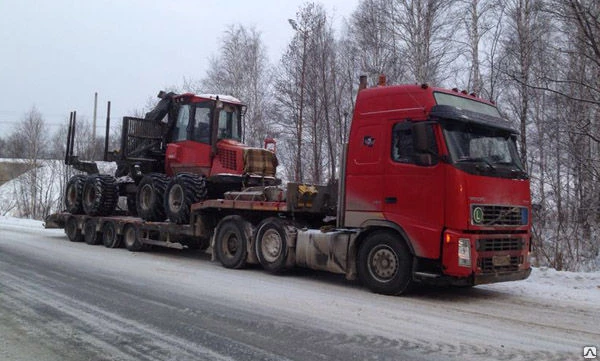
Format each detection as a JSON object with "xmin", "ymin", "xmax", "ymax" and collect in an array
[
  {"xmin": 217, "ymin": 104, "xmax": 242, "ymax": 141},
  {"xmin": 443, "ymin": 123, "xmax": 527, "ymax": 179}
]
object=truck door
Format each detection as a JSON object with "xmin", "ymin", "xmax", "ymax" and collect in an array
[
  {"xmin": 383, "ymin": 121, "xmax": 445, "ymax": 259},
  {"xmin": 165, "ymin": 104, "xmax": 212, "ymax": 176}
]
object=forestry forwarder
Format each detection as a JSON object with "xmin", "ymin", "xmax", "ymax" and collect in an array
[{"xmin": 63, "ymin": 91, "xmax": 278, "ymax": 226}]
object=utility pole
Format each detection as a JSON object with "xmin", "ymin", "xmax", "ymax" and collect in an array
[
  {"xmin": 92, "ymin": 92, "xmax": 98, "ymax": 140},
  {"xmin": 289, "ymin": 19, "xmax": 308, "ymax": 183}
]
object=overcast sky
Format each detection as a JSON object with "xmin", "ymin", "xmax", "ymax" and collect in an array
[{"xmin": 0, "ymin": 0, "xmax": 358, "ymax": 138}]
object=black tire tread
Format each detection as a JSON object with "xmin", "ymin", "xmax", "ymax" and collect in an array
[
  {"xmin": 165, "ymin": 173, "xmax": 207, "ymax": 224},
  {"xmin": 136, "ymin": 173, "xmax": 170, "ymax": 221},
  {"xmin": 82, "ymin": 174, "xmax": 119, "ymax": 216},
  {"xmin": 65, "ymin": 175, "xmax": 86, "ymax": 214}
]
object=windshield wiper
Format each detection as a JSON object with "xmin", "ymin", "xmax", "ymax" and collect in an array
[{"xmin": 457, "ymin": 157, "xmax": 496, "ymax": 172}]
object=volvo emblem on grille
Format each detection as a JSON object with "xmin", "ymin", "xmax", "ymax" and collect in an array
[{"xmin": 473, "ymin": 207, "xmax": 484, "ymax": 224}]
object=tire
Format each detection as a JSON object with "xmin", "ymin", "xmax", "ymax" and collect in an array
[
  {"xmin": 357, "ymin": 231, "xmax": 413, "ymax": 295},
  {"xmin": 83, "ymin": 218, "xmax": 101, "ymax": 245},
  {"xmin": 101, "ymin": 221, "xmax": 122, "ymax": 248},
  {"xmin": 82, "ymin": 174, "xmax": 119, "ymax": 216},
  {"xmin": 136, "ymin": 173, "xmax": 169, "ymax": 221},
  {"xmin": 255, "ymin": 218, "xmax": 289, "ymax": 273},
  {"xmin": 123, "ymin": 224, "xmax": 144, "ymax": 252},
  {"xmin": 164, "ymin": 173, "xmax": 207, "ymax": 224},
  {"xmin": 65, "ymin": 175, "xmax": 86, "ymax": 214},
  {"xmin": 214, "ymin": 217, "xmax": 249, "ymax": 269},
  {"xmin": 65, "ymin": 216, "xmax": 83, "ymax": 242}
]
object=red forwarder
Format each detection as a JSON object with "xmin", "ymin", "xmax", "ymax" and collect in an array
[{"xmin": 46, "ymin": 77, "xmax": 531, "ymax": 295}]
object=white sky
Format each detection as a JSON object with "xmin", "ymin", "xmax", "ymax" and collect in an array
[{"xmin": 0, "ymin": 0, "xmax": 358, "ymax": 137}]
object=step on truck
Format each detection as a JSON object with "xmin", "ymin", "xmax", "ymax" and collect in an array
[{"xmin": 45, "ymin": 76, "xmax": 532, "ymax": 295}]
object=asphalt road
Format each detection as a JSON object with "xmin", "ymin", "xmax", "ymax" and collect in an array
[{"xmin": 0, "ymin": 221, "xmax": 597, "ymax": 361}]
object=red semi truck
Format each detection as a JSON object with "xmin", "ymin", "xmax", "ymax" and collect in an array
[{"xmin": 46, "ymin": 78, "xmax": 531, "ymax": 295}]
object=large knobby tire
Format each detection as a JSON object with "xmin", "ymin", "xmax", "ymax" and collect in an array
[
  {"xmin": 102, "ymin": 221, "xmax": 122, "ymax": 249},
  {"xmin": 83, "ymin": 218, "xmax": 101, "ymax": 245},
  {"xmin": 123, "ymin": 224, "xmax": 145, "ymax": 252},
  {"xmin": 82, "ymin": 174, "xmax": 119, "ymax": 216},
  {"xmin": 357, "ymin": 231, "xmax": 413, "ymax": 295},
  {"xmin": 164, "ymin": 173, "xmax": 207, "ymax": 224},
  {"xmin": 136, "ymin": 173, "xmax": 169, "ymax": 221},
  {"xmin": 65, "ymin": 216, "xmax": 83, "ymax": 242},
  {"xmin": 65, "ymin": 175, "xmax": 86, "ymax": 214},
  {"xmin": 255, "ymin": 217, "xmax": 289, "ymax": 273},
  {"xmin": 214, "ymin": 217, "xmax": 249, "ymax": 269}
]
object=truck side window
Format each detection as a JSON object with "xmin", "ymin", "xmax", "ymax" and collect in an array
[
  {"xmin": 173, "ymin": 105, "xmax": 190, "ymax": 142},
  {"xmin": 391, "ymin": 122, "xmax": 438, "ymax": 165},
  {"xmin": 392, "ymin": 123, "xmax": 415, "ymax": 163}
]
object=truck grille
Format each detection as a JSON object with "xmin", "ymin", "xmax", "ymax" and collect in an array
[
  {"xmin": 477, "ymin": 238, "xmax": 525, "ymax": 252},
  {"xmin": 219, "ymin": 149, "xmax": 237, "ymax": 170},
  {"xmin": 478, "ymin": 256, "xmax": 523, "ymax": 273},
  {"xmin": 471, "ymin": 205, "xmax": 528, "ymax": 226}
]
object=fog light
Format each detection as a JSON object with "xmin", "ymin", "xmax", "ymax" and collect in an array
[{"xmin": 458, "ymin": 238, "xmax": 471, "ymax": 267}]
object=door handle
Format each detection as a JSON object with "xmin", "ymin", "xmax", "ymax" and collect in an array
[{"xmin": 385, "ymin": 197, "xmax": 397, "ymax": 204}]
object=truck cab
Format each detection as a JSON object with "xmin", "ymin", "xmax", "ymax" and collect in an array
[{"xmin": 344, "ymin": 84, "xmax": 531, "ymax": 287}]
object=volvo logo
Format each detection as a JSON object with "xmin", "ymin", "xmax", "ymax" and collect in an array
[{"xmin": 473, "ymin": 207, "xmax": 484, "ymax": 224}]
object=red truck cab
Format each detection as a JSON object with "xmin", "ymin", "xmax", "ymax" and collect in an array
[{"xmin": 344, "ymin": 84, "xmax": 531, "ymax": 286}]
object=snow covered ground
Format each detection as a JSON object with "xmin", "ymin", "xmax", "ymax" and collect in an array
[{"xmin": 1, "ymin": 215, "xmax": 599, "ymax": 361}]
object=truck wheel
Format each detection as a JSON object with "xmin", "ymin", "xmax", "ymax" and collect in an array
[
  {"xmin": 165, "ymin": 173, "xmax": 207, "ymax": 224},
  {"xmin": 65, "ymin": 175, "xmax": 86, "ymax": 214},
  {"xmin": 123, "ymin": 224, "xmax": 144, "ymax": 252},
  {"xmin": 83, "ymin": 218, "xmax": 101, "ymax": 245},
  {"xmin": 136, "ymin": 173, "xmax": 169, "ymax": 221},
  {"xmin": 357, "ymin": 231, "xmax": 413, "ymax": 295},
  {"xmin": 102, "ymin": 221, "xmax": 122, "ymax": 248},
  {"xmin": 65, "ymin": 216, "xmax": 83, "ymax": 242},
  {"xmin": 255, "ymin": 218, "xmax": 289, "ymax": 273},
  {"xmin": 215, "ymin": 217, "xmax": 249, "ymax": 269},
  {"xmin": 82, "ymin": 174, "xmax": 118, "ymax": 216}
]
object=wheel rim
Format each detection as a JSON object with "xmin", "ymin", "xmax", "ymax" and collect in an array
[
  {"xmin": 261, "ymin": 229, "xmax": 282, "ymax": 263},
  {"xmin": 104, "ymin": 226, "xmax": 114, "ymax": 244},
  {"xmin": 84, "ymin": 185, "xmax": 96, "ymax": 205},
  {"xmin": 67, "ymin": 185, "xmax": 77, "ymax": 205},
  {"xmin": 139, "ymin": 184, "xmax": 153, "ymax": 211},
  {"xmin": 223, "ymin": 231, "xmax": 239, "ymax": 258},
  {"xmin": 367, "ymin": 245, "xmax": 399, "ymax": 283},
  {"xmin": 168, "ymin": 184, "xmax": 184, "ymax": 212},
  {"xmin": 124, "ymin": 227, "xmax": 135, "ymax": 247}
]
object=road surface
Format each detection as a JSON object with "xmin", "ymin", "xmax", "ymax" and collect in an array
[{"xmin": 0, "ymin": 219, "xmax": 597, "ymax": 361}]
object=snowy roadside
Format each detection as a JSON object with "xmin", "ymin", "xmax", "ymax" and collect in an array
[{"xmin": 2, "ymin": 215, "xmax": 599, "ymax": 307}]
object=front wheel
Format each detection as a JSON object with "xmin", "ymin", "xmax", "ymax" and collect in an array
[{"xmin": 357, "ymin": 231, "xmax": 413, "ymax": 295}]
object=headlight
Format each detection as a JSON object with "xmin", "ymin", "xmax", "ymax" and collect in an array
[{"xmin": 458, "ymin": 238, "xmax": 471, "ymax": 267}]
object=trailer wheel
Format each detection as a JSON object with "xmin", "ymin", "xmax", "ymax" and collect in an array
[
  {"xmin": 255, "ymin": 218, "xmax": 289, "ymax": 273},
  {"xmin": 101, "ymin": 221, "xmax": 122, "ymax": 249},
  {"xmin": 214, "ymin": 217, "xmax": 248, "ymax": 269},
  {"xmin": 82, "ymin": 174, "xmax": 118, "ymax": 216},
  {"xmin": 123, "ymin": 224, "xmax": 144, "ymax": 252},
  {"xmin": 165, "ymin": 173, "xmax": 207, "ymax": 224},
  {"xmin": 136, "ymin": 173, "xmax": 169, "ymax": 221},
  {"xmin": 357, "ymin": 231, "xmax": 413, "ymax": 295},
  {"xmin": 65, "ymin": 216, "xmax": 83, "ymax": 242},
  {"xmin": 83, "ymin": 218, "xmax": 101, "ymax": 245},
  {"xmin": 65, "ymin": 175, "xmax": 86, "ymax": 214}
]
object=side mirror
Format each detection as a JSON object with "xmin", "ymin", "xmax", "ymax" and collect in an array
[{"xmin": 412, "ymin": 122, "xmax": 438, "ymax": 166}]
